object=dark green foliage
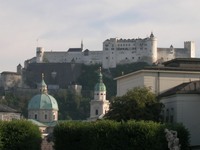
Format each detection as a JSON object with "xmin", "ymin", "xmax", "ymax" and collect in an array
[
  {"xmin": 53, "ymin": 120, "xmax": 190, "ymax": 150},
  {"xmin": 0, "ymin": 120, "xmax": 41, "ymax": 150},
  {"xmin": 0, "ymin": 92, "xmax": 32, "ymax": 118},
  {"xmin": 77, "ymin": 62, "xmax": 149, "ymax": 100},
  {"xmin": 53, "ymin": 90, "xmax": 90, "ymax": 120},
  {"xmin": 105, "ymin": 87, "xmax": 163, "ymax": 122}
]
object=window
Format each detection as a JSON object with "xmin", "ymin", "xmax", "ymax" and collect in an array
[
  {"xmin": 170, "ymin": 108, "xmax": 174, "ymax": 123},
  {"xmin": 95, "ymin": 109, "xmax": 98, "ymax": 115},
  {"xmin": 166, "ymin": 109, "xmax": 169, "ymax": 122},
  {"xmin": 53, "ymin": 115, "xmax": 55, "ymax": 120},
  {"xmin": 34, "ymin": 114, "xmax": 37, "ymax": 120},
  {"xmin": 45, "ymin": 114, "xmax": 47, "ymax": 120}
]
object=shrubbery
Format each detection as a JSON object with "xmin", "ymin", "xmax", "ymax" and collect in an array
[
  {"xmin": 53, "ymin": 120, "xmax": 190, "ymax": 150},
  {"xmin": 0, "ymin": 120, "xmax": 41, "ymax": 150}
]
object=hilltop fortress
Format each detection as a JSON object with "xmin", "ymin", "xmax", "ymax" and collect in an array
[
  {"xmin": 25, "ymin": 33, "xmax": 195, "ymax": 69},
  {"xmin": 0, "ymin": 33, "xmax": 195, "ymax": 90}
]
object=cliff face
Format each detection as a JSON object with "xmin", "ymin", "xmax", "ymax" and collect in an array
[{"xmin": 24, "ymin": 63, "xmax": 82, "ymax": 89}]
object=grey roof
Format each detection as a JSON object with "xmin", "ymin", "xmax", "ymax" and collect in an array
[
  {"xmin": 28, "ymin": 119, "xmax": 47, "ymax": 127},
  {"xmin": 68, "ymin": 48, "xmax": 82, "ymax": 52},
  {"xmin": 0, "ymin": 104, "xmax": 19, "ymax": 113},
  {"xmin": 158, "ymin": 80, "xmax": 200, "ymax": 98},
  {"xmin": 1, "ymin": 71, "xmax": 20, "ymax": 75},
  {"xmin": 163, "ymin": 58, "xmax": 200, "ymax": 66},
  {"xmin": 144, "ymin": 66, "xmax": 200, "ymax": 72}
]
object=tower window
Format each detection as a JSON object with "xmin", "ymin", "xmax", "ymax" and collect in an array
[
  {"xmin": 95, "ymin": 109, "xmax": 98, "ymax": 115},
  {"xmin": 34, "ymin": 114, "xmax": 37, "ymax": 120}
]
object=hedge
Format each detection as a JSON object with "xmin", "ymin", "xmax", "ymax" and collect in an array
[
  {"xmin": 53, "ymin": 120, "xmax": 190, "ymax": 150},
  {"xmin": 0, "ymin": 120, "xmax": 42, "ymax": 150}
]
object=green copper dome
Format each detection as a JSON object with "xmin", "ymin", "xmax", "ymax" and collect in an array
[
  {"xmin": 28, "ymin": 74, "xmax": 59, "ymax": 111},
  {"xmin": 94, "ymin": 68, "xmax": 106, "ymax": 92},
  {"xmin": 95, "ymin": 82, "xmax": 106, "ymax": 91},
  {"xmin": 28, "ymin": 94, "xmax": 59, "ymax": 110}
]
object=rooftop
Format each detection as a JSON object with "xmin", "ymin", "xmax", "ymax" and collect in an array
[
  {"xmin": 158, "ymin": 80, "xmax": 200, "ymax": 98},
  {"xmin": 0, "ymin": 104, "xmax": 19, "ymax": 113}
]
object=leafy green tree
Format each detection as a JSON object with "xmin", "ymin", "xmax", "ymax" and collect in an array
[
  {"xmin": 0, "ymin": 120, "xmax": 41, "ymax": 150},
  {"xmin": 105, "ymin": 87, "xmax": 163, "ymax": 122}
]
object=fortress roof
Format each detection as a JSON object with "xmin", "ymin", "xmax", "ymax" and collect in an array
[{"xmin": 68, "ymin": 48, "xmax": 82, "ymax": 52}]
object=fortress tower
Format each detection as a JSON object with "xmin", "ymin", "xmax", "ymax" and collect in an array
[
  {"xmin": 184, "ymin": 41, "xmax": 195, "ymax": 58},
  {"xmin": 149, "ymin": 32, "xmax": 158, "ymax": 63},
  {"xmin": 36, "ymin": 47, "xmax": 44, "ymax": 63}
]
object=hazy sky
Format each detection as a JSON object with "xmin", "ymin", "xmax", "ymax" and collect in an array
[{"xmin": 0, "ymin": 0, "xmax": 199, "ymax": 72}]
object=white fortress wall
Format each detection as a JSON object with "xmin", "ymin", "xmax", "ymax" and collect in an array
[
  {"xmin": 174, "ymin": 48, "xmax": 190, "ymax": 58},
  {"xmin": 88, "ymin": 51, "xmax": 102, "ymax": 64},
  {"xmin": 157, "ymin": 48, "xmax": 175, "ymax": 62},
  {"xmin": 66, "ymin": 52, "xmax": 83, "ymax": 63},
  {"xmin": 44, "ymin": 52, "xmax": 67, "ymax": 63}
]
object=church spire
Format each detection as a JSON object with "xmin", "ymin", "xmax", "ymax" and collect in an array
[
  {"xmin": 94, "ymin": 67, "xmax": 106, "ymax": 92},
  {"xmin": 39, "ymin": 73, "xmax": 48, "ymax": 94},
  {"xmin": 98, "ymin": 67, "xmax": 103, "ymax": 83}
]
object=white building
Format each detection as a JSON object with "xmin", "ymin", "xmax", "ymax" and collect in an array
[
  {"xmin": 89, "ymin": 68, "xmax": 110, "ymax": 121},
  {"xmin": 24, "ymin": 33, "xmax": 195, "ymax": 69},
  {"xmin": 0, "ymin": 71, "xmax": 22, "ymax": 90},
  {"xmin": 159, "ymin": 81, "xmax": 200, "ymax": 147},
  {"xmin": 115, "ymin": 58, "xmax": 200, "ymax": 96},
  {"xmin": 0, "ymin": 104, "xmax": 21, "ymax": 121},
  {"xmin": 114, "ymin": 58, "xmax": 200, "ymax": 147}
]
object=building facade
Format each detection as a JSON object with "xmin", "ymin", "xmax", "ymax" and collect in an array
[
  {"xmin": 159, "ymin": 81, "xmax": 200, "ymax": 146},
  {"xmin": 103, "ymin": 33, "xmax": 195, "ymax": 68},
  {"xmin": 0, "ymin": 104, "xmax": 21, "ymax": 121},
  {"xmin": 115, "ymin": 58, "xmax": 200, "ymax": 96},
  {"xmin": 89, "ymin": 68, "xmax": 110, "ymax": 121},
  {"xmin": 0, "ymin": 71, "xmax": 22, "ymax": 90}
]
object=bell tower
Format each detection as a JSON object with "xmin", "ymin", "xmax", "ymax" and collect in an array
[{"xmin": 89, "ymin": 67, "xmax": 110, "ymax": 121}]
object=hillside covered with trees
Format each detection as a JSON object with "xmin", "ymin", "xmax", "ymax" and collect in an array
[{"xmin": 0, "ymin": 62, "xmax": 149, "ymax": 120}]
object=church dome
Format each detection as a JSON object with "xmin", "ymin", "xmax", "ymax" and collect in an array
[
  {"xmin": 28, "ymin": 94, "xmax": 58, "ymax": 110},
  {"xmin": 28, "ymin": 73, "xmax": 59, "ymax": 111},
  {"xmin": 95, "ymin": 82, "xmax": 106, "ymax": 91}
]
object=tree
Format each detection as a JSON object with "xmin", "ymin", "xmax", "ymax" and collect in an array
[
  {"xmin": 0, "ymin": 120, "xmax": 41, "ymax": 150},
  {"xmin": 105, "ymin": 87, "xmax": 163, "ymax": 122}
]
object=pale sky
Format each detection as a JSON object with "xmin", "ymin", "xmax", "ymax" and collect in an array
[{"xmin": 0, "ymin": 0, "xmax": 200, "ymax": 73}]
